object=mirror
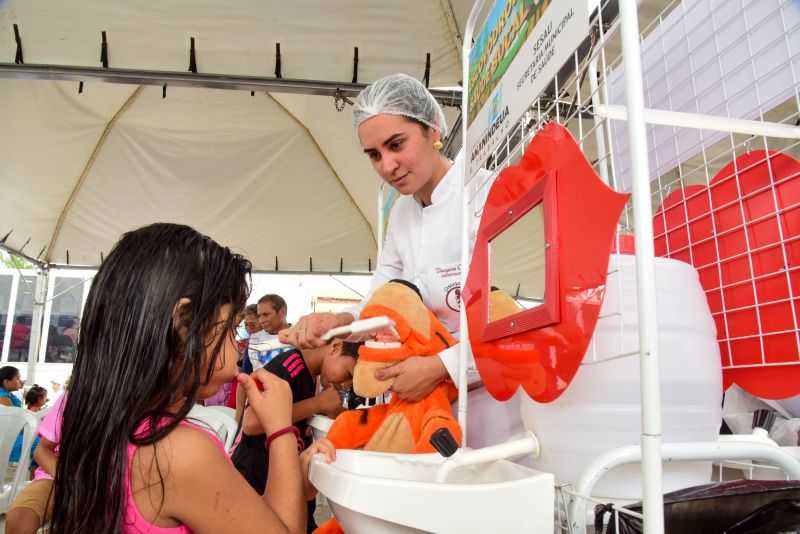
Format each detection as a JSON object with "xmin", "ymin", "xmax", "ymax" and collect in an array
[
  {"xmin": 464, "ymin": 123, "xmax": 631, "ymax": 402},
  {"xmin": 489, "ymin": 202, "xmax": 546, "ymax": 322},
  {"xmin": 478, "ymin": 169, "xmax": 559, "ymax": 342}
]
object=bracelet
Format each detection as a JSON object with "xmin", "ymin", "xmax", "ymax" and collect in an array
[{"xmin": 264, "ymin": 425, "xmax": 303, "ymax": 454}]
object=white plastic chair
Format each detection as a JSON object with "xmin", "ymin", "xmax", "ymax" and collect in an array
[
  {"xmin": 206, "ymin": 405, "xmax": 237, "ymax": 421},
  {"xmin": 34, "ymin": 405, "xmax": 52, "ymax": 421},
  {"xmin": 0, "ymin": 407, "xmax": 39, "ymax": 514},
  {"xmin": 187, "ymin": 405, "xmax": 239, "ymax": 453}
]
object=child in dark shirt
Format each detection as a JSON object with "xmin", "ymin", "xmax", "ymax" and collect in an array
[{"xmin": 232, "ymin": 339, "xmax": 361, "ymax": 532}]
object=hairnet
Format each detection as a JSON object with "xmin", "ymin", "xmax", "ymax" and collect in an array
[{"xmin": 352, "ymin": 73, "xmax": 448, "ymax": 138}]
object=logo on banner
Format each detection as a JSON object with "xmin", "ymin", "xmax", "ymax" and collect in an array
[
  {"xmin": 465, "ymin": 0, "xmax": 587, "ymax": 178},
  {"xmin": 470, "ymin": 86, "xmax": 510, "ymax": 168},
  {"xmin": 489, "ymin": 88, "xmax": 503, "ymax": 125}
]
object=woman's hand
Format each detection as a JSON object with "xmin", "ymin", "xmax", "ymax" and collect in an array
[
  {"xmin": 375, "ymin": 356, "xmax": 449, "ymax": 402},
  {"xmin": 279, "ymin": 312, "xmax": 353, "ymax": 349},
  {"xmin": 236, "ymin": 368, "xmax": 292, "ymax": 435},
  {"xmin": 300, "ymin": 438, "xmax": 336, "ymax": 500}
]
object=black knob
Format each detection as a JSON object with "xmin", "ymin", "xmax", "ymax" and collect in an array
[
  {"xmin": 752, "ymin": 409, "xmax": 777, "ymax": 432},
  {"xmin": 430, "ymin": 428, "xmax": 459, "ymax": 457}
]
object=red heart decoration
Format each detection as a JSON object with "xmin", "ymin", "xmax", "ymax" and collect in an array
[{"xmin": 654, "ymin": 150, "xmax": 800, "ymax": 400}]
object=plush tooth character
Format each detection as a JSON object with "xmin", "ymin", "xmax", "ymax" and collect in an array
[
  {"xmin": 326, "ymin": 279, "xmax": 462, "ymax": 453},
  {"xmin": 488, "ymin": 285, "xmax": 525, "ymax": 322},
  {"xmin": 315, "ymin": 280, "xmax": 462, "ymax": 534}
]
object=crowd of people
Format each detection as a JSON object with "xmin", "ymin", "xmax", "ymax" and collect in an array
[{"xmin": 2, "ymin": 72, "xmax": 488, "ymax": 534}]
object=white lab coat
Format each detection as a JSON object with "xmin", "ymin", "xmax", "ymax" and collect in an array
[{"xmin": 346, "ymin": 152, "xmax": 526, "ymax": 451}]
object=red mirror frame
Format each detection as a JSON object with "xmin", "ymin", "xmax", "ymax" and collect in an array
[
  {"xmin": 464, "ymin": 123, "xmax": 630, "ymax": 403},
  {"xmin": 482, "ymin": 170, "xmax": 559, "ymax": 342}
]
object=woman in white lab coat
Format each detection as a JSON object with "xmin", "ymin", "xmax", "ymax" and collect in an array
[
  {"xmin": 280, "ymin": 73, "xmax": 462, "ymax": 400},
  {"xmin": 280, "ymin": 75, "xmax": 524, "ymax": 446}
]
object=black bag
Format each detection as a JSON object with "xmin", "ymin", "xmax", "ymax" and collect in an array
[{"xmin": 597, "ymin": 480, "xmax": 800, "ymax": 534}]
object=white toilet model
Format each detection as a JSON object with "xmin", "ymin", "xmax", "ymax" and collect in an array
[
  {"xmin": 308, "ymin": 254, "xmax": 723, "ymax": 532},
  {"xmin": 309, "ymin": 415, "xmax": 334, "ymax": 442},
  {"xmin": 309, "ymin": 437, "xmax": 554, "ymax": 533},
  {"xmin": 520, "ymin": 254, "xmax": 723, "ymax": 501}
]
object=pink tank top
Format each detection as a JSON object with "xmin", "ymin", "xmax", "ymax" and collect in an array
[{"xmin": 123, "ymin": 418, "xmax": 227, "ymax": 533}]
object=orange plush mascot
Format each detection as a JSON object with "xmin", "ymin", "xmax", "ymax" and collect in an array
[{"xmin": 315, "ymin": 280, "xmax": 462, "ymax": 534}]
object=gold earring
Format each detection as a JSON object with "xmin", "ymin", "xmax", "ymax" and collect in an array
[{"xmin": 433, "ymin": 140, "xmax": 443, "ymax": 150}]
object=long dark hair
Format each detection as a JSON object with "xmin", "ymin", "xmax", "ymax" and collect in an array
[{"xmin": 50, "ymin": 223, "xmax": 251, "ymax": 534}]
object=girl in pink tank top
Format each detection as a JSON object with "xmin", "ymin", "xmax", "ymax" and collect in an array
[
  {"xmin": 122, "ymin": 418, "xmax": 228, "ymax": 534},
  {"xmin": 47, "ymin": 224, "xmax": 334, "ymax": 534}
]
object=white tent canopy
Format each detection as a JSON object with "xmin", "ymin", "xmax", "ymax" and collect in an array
[{"xmin": 0, "ymin": 0, "xmax": 470, "ymax": 272}]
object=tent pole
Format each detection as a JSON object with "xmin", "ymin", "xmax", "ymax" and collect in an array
[
  {"xmin": 0, "ymin": 243, "xmax": 47, "ymax": 269},
  {"xmin": 458, "ymin": 0, "xmax": 487, "ymax": 449},
  {"xmin": 0, "ymin": 63, "xmax": 462, "ymax": 107},
  {"xmin": 26, "ymin": 269, "xmax": 48, "ymax": 386}
]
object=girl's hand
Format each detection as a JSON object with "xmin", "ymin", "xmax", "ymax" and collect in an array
[
  {"xmin": 300, "ymin": 438, "xmax": 336, "ymax": 500},
  {"xmin": 236, "ymin": 369, "xmax": 292, "ymax": 435},
  {"xmin": 279, "ymin": 312, "xmax": 353, "ymax": 349}
]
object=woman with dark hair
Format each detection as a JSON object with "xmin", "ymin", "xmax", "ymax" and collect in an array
[
  {"xmin": 0, "ymin": 365, "xmax": 38, "ymax": 468},
  {"xmin": 49, "ymin": 223, "xmax": 333, "ymax": 534},
  {"xmin": 0, "ymin": 365, "xmax": 23, "ymax": 407}
]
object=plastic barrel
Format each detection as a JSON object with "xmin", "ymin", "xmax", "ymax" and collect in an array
[{"xmin": 520, "ymin": 254, "xmax": 723, "ymax": 499}]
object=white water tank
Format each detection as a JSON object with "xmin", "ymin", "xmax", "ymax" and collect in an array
[{"xmin": 520, "ymin": 254, "xmax": 723, "ymax": 499}]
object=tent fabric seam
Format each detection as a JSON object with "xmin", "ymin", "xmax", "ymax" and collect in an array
[
  {"xmin": 45, "ymin": 85, "xmax": 144, "ymax": 264},
  {"xmin": 438, "ymin": 0, "xmax": 464, "ymax": 63},
  {"xmin": 263, "ymin": 92, "xmax": 378, "ymax": 252}
]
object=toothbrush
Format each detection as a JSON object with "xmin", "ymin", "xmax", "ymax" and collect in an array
[
  {"xmin": 246, "ymin": 316, "xmax": 396, "ymax": 352},
  {"xmin": 320, "ymin": 316, "xmax": 396, "ymax": 341}
]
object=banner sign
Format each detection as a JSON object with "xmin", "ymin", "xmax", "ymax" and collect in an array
[{"xmin": 466, "ymin": 0, "xmax": 588, "ymax": 178}]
